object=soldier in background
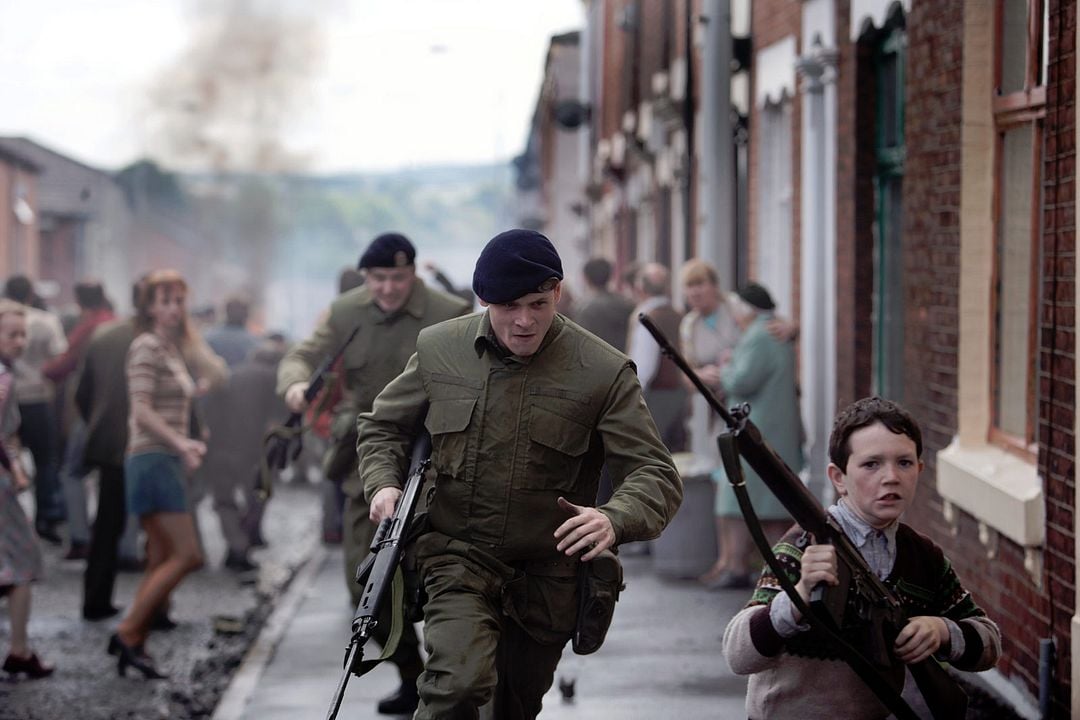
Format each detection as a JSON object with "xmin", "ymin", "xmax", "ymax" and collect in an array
[{"xmin": 277, "ymin": 233, "xmax": 470, "ymax": 716}]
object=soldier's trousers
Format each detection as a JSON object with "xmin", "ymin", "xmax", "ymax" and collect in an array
[
  {"xmin": 343, "ymin": 495, "xmax": 425, "ymax": 682},
  {"xmin": 414, "ymin": 547, "xmax": 571, "ymax": 720}
]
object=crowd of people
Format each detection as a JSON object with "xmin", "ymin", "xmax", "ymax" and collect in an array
[
  {"xmin": 0, "ymin": 272, "xmax": 284, "ymax": 680},
  {"xmin": 0, "ymin": 228, "xmax": 1001, "ymax": 720}
]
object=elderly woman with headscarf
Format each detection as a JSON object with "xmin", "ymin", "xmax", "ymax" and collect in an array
[{"xmin": 707, "ymin": 282, "xmax": 804, "ymax": 589}]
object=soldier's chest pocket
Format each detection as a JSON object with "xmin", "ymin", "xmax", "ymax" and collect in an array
[
  {"xmin": 424, "ymin": 398, "xmax": 476, "ymax": 479},
  {"xmin": 523, "ymin": 405, "xmax": 591, "ymax": 491}
]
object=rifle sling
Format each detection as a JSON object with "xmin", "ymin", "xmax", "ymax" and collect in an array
[
  {"xmin": 717, "ymin": 432, "xmax": 921, "ymax": 720},
  {"xmin": 350, "ymin": 565, "xmax": 407, "ymax": 678}
]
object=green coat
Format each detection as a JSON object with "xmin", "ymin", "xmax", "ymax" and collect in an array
[
  {"xmin": 277, "ymin": 278, "xmax": 470, "ymax": 494},
  {"xmin": 715, "ymin": 314, "xmax": 804, "ymax": 520},
  {"xmin": 357, "ymin": 312, "xmax": 683, "ymax": 562}
]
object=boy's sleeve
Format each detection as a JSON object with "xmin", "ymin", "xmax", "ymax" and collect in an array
[
  {"xmin": 935, "ymin": 556, "xmax": 1002, "ymax": 671},
  {"xmin": 722, "ymin": 529, "xmax": 807, "ymax": 674}
]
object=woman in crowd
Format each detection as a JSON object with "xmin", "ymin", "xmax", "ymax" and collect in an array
[
  {"xmin": 710, "ymin": 283, "xmax": 804, "ymax": 589},
  {"xmin": 108, "ymin": 270, "xmax": 226, "ymax": 679},
  {"xmin": 677, "ymin": 260, "xmax": 743, "ymax": 587},
  {"xmin": 0, "ymin": 300, "xmax": 54, "ymax": 679}
]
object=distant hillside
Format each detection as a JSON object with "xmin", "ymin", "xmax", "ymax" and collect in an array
[{"xmin": 264, "ymin": 163, "xmax": 512, "ymax": 335}]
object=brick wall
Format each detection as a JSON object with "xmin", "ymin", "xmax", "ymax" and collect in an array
[
  {"xmin": 1038, "ymin": 0, "xmax": 1076, "ymax": 714},
  {"xmin": 899, "ymin": 0, "xmax": 1076, "ymax": 713},
  {"xmin": 834, "ymin": 0, "xmax": 875, "ymax": 409}
]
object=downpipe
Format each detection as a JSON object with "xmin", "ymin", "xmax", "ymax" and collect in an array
[{"xmin": 1039, "ymin": 637, "xmax": 1054, "ymax": 719}]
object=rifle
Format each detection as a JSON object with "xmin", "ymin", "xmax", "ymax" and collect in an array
[
  {"xmin": 256, "ymin": 326, "xmax": 360, "ymax": 499},
  {"xmin": 326, "ymin": 431, "xmax": 431, "ymax": 720},
  {"xmin": 639, "ymin": 314, "xmax": 967, "ymax": 720}
]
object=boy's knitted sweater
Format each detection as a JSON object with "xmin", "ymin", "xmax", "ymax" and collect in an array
[{"xmin": 722, "ymin": 521, "xmax": 1001, "ymax": 720}]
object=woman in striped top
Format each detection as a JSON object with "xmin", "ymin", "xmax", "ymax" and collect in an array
[{"xmin": 109, "ymin": 270, "xmax": 227, "ymax": 680}]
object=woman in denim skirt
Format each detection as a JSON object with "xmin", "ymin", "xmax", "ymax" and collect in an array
[{"xmin": 108, "ymin": 270, "xmax": 226, "ymax": 679}]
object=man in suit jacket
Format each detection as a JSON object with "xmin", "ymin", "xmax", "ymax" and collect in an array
[{"xmin": 76, "ymin": 308, "xmax": 136, "ymax": 620}]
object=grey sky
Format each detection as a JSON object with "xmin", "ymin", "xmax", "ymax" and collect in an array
[{"xmin": 0, "ymin": 0, "xmax": 582, "ymax": 172}]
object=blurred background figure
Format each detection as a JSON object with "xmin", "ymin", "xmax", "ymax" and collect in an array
[
  {"xmin": 205, "ymin": 296, "xmax": 257, "ymax": 369},
  {"xmin": 77, "ymin": 280, "xmax": 144, "ymax": 621},
  {"xmin": 44, "ymin": 280, "xmax": 115, "ymax": 561},
  {"xmin": 627, "ymin": 263, "xmax": 686, "ymax": 453},
  {"xmin": 708, "ymin": 282, "xmax": 803, "ymax": 590},
  {"xmin": 199, "ymin": 336, "xmax": 286, "ymax": 571},
  {"xmin": 0, "ymin": 299, "xmax": 54, "ymax": 679},
  {"xmin": 3, "ymin": 275, "xmax": 66, "ymax": 546},
  {"xmin": 576, "ymin": 256, "xmax": 637, "ymax": 505},
  {"xmin": 677, "ymin": 260, "xmax": 740, "ymax": 587},
  {"xmin": 575, "ymin": 257, "xmax": 634, "ymax": 353}
]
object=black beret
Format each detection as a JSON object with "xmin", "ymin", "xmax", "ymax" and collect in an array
[
  {"xmin": 737, "ymin": 282, "xmax": 776, "ymax": 311},
  {"xmin": 358, "ymin": 232, "xmax": 416, "ymax": 270},
  {"xmin": 472, "ymin": 229, "xmax": 564, "ymax": 304}
]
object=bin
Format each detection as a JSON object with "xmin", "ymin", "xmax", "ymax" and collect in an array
[{"xmin": 651, "ymin": 453, "xmax": 718, "ymax": 579}]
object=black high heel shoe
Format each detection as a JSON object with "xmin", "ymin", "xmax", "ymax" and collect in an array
[
  {"xmin": 107, "ymin": 634, "xmax": 167, "ymax": 680},
  {"xmin": 2, "ymin": 652, "xmax": 54, "ymax": 679}
]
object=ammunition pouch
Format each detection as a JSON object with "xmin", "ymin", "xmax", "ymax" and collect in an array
[{"xmin": 572, "ymin": 548, "xmax": 624, "ymax": 655}]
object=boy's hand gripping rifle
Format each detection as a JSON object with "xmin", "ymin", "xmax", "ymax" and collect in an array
[
  {"xmin": 638, "ymin": 314, "xmax": 967, "ymax": 720},
  {"xmin": 256, "ymin": 326, "xmax": 360, "ymax": 500},
  {"xmin": 326, "ymin": 431, "xmax": 431, "ymax": 720}
]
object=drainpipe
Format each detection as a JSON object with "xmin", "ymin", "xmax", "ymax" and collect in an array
[
  {"xmin": 700, "ymin": 0, "xmax": 734, "ymax": 286},
  {"xmin": 1039, "ymin": 637, "xmax": 1055, "ymax": 719}
]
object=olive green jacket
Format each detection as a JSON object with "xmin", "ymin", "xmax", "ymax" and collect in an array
[
  {"xmin": 357, "ymin": 312, "xmax": 683, "ymax": 563},
  {"xmin": 277, "ymin": 279, "xmax": 471, "ymax": 419}
]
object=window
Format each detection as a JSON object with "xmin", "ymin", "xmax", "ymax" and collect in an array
[
  {"xmin": 756, "ymin": 100, "xmax": 793, "ymax": 318},
  {"xmin": 872, "ymin": 23, "xmax": 906, "ymax": 401},
  {"xmin": 990, "ymin": 0, "xmax": 1045, "ymax": 454}
]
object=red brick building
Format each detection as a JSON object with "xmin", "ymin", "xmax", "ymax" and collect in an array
[
  {"xmin": 526, "ymin": 0, "xmax": 1078, "ymax": 715},
  {"xmin": 752, "ymin": 0, "xmax": 1076, "ymax": 715},
  {"xmin": 0, "ymin": 144, "xmax": 41, "ymax": 279}
]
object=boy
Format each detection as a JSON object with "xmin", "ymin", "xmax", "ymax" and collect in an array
[{"xmin": 722, "ymin": 396, "xmax": 1000, "ymax": 719}]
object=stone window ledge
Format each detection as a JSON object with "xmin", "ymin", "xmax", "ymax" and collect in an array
[{"xmin": 937, "ymin": 438, "xmax": 1044, "ymax": 548}]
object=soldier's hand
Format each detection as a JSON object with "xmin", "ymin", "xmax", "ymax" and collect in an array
[
  {"xmin": 285, "ymin": 382, "xmax": 311, "ymax": 413},
  {"xmin": 554, "ymin": 497, "xmax": 616, "ymax": 562},
  {"xmin": 894, "ymin": 616, "xmax": 948, "ymax": 665},
  {"xmin": 370, "ymin": 487, "xmax": 403, "ymax": 523}
]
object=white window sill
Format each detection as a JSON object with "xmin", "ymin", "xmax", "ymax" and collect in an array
[{"xmin": 936, "ymin": 438, "xmax": 1044, "ymax": 548}]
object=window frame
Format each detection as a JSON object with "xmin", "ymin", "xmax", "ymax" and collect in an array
[
  {"xmin": 871, "ymin": 21, "xmax": 907, "ymax": 402},
  {"xmin": 988, "ymin": 0, "xmax": 1046, "ymax": 460}
]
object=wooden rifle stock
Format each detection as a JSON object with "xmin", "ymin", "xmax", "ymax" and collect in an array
[{"xmin": 638, "ymin": 314, "xmax": 967, "ymax": 720}]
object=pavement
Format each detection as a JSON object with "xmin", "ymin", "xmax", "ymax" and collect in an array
[
  {"xmin": 216, "ymin": 544, "xmax": 1027, "ymax": 720},
  {"xmin": 0, "ymin": 478, "xmax": 322, "ymax": 720},
  {"xmin": 1, "ymin": 473, "xmax": 1028, "ymax": 720},
  {"xmin": 221, "ymin": 548, "xmax": 751, "ymax": 720}
]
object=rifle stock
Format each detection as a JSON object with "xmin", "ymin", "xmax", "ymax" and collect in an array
[{"xmin": 639, "ymin": 314, "xmax": 967, "ymax": 720}]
